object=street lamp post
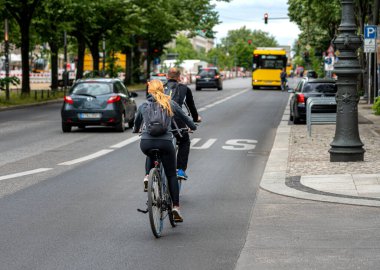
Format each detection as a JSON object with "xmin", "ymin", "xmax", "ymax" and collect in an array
[
  {"xmin": 329, "ymin": 0, "xmax": 365, "ymax": 162},
  {"xmin": 4, "ymin": 19, "xmax": 10, "ymax": 101}
]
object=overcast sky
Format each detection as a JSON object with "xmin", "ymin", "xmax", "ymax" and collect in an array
[{"xmin": 212, "ymin": 0, "xmax": 300, "ymax": 47}]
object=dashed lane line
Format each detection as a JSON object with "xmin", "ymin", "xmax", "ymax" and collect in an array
[
  {"xmin": 0, "ymin": 168, "xmax": 53, "ymax": 182},
  {"xmin": 110, "ymin": 135, "xmax": 140, "ymax": 149},
  {"xmin": 58, "ymin": 149, "xmax": 114, "ymax": 166},
  {"xmin": 198, "ymin": 89, "xmax": 248, "ymax": 112}
]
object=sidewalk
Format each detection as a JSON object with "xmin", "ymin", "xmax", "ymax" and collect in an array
[{"xmin": 236, "ymin": 100, "xmax": 380, "ymax": 269}]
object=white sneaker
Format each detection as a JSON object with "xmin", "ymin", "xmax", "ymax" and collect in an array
[
  {"xmin": 172, "ymin": 207, "xmax": 183, "ymax": 222},
  {"xmin": 143, "ymin": 175, "xmax": 149, "ymax": 192}
]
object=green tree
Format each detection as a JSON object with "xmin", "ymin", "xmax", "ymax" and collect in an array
[
  {"xmin": 4, "ymin": 0, "xmax": 42, "ymax": 95},
  {"xmin": 209, "ymin": 27, "xmax": 277, "ymax": 70},
  {"xmin": 166, "ymin": 34, "xmax": 198, "ymax": 62}
]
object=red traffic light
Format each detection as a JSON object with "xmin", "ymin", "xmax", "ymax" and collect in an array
[{"xmin": 264, "ymin": 13, "xmax": 268, "ymax": 24}]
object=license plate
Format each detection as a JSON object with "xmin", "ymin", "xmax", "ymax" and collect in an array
[{"xmin": 78, "ymin": 113, "xmax": 101, "ymax": 119}]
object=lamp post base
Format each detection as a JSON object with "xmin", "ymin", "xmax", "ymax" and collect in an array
[{"xmin": 329, "ymin": 148, "xmax": 365, "ymax": 162}]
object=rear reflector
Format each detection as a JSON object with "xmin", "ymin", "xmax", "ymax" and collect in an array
[
  {"xmin": 107, "ymin": 95, "xmax": 121, "ymax": 104},
  {"xmin": 64, "ymin": 96, "xmax": 74, "ymax": 104}
]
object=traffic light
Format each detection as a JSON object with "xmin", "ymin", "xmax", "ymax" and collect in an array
[{"xmin": 264, "ymin": 13, "xmax": 268, "ymax": 24}]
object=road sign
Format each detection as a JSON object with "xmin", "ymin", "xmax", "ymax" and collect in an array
[
  {"xmin": 365, "ymin": 25, "xmax": 377, "ymax": 39},
  {"xmin": 364, "ymin": 25, "xmax": 377, "ymax": 53}
]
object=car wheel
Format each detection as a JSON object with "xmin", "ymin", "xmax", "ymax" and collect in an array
[
  {"xmin": 128, "ymin": 116, "xmax": 135, "ymax": 129},
  {"xmin": 289, "ymin": 113, "xmax": 293, "ymax": 121},
  {"xmin": 116, "ymin": 112, "xmax": 126, "ymax": 132},
  {"xmin": 293, "ymin": 115, "xmax": 300, "ymax": 124},
  {"xmin": 196, "ymin": 86, "xmax": 201, "ymax": 91},
  {"xmin": 62, "ymin": 123, "xmax": 72, "ymax": 133},
  {"xmin": 217, "ymin": 86, "xmax": 223, "ymax": 90}
]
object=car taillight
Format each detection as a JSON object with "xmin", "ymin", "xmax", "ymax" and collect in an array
[
  {"xmin": 64, "ymin": 96, "xmax": 73, "ymax": 104},
  {"xmin": 214, "ymin": 75, "xmax": 220, "ymax": 79},
  {"xmin": 196, "ymin": 75, "xmax": 201, "ymax": 79},
  {"xmin": 297, "ymin": 93, "xmax": 305, "ymax": 104},
  {"xmin": 107, "ymin": 95, "xmax": 121, "ymax": 104}
]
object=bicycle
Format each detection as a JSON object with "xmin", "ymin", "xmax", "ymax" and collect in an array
[
  {"xmin": 137, "ymin": 128, "xmax": 193, "ymax": 238},
  {"xmin": 138, "ymin": 148, "xmax": 176, "ymax": 238}
]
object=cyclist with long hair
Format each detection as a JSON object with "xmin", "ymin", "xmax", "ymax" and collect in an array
[{"xmin": 133, "ymin": 79, "xmax": 197, "ymax": 222}]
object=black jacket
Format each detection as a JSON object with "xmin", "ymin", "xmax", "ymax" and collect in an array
[
  {"xmin": 133, "ymin": 96, "xmax": 197, "ymax": 141},
  {"xmin": 165, "ymin": 79, "xmax": 199, "ymax": 122}
]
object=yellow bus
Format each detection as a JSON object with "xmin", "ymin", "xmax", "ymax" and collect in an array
[
  {"xmin": 252, "ymin": 47, "xmax": 288, "ymax": 89},
  {"xmin": 84, "ymin": 52, "xmax": 126, "ymax": 71}
]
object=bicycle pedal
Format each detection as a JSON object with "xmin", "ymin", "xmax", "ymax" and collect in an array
[{"xmin": 137, "ymin": 208, "xmax": 148, "ymax": 214}]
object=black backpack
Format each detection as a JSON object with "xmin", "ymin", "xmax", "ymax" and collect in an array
[
  {"xmin": 143, "ymin": 101, "xmax": 171, "ymax": 136},
  {"xmin": 164, "ymin": 83, "xmax": 180, "ymax": 103}
]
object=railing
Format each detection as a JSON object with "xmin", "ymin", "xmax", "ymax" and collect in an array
[{"xmin": 306, "ymin": 97, "xmax": 337, "ymax": 136}]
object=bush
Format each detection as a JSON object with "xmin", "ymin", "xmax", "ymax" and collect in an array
[{"xmin": 373, "ymin": 97, "xmax": 380, "ymax": 115}]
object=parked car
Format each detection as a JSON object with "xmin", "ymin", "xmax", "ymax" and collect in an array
[
  {"xmin": 146, "ymin": 73, "xmax": 167, "ymax": 96},
  {"xmin": 195, "ymin": 67, "xmax": 223, "ymax": 91},
  {"xmin": 305, "ymin": 70, "xmax": 318, "ymax": 79},
  {"xmin": 61, "ymin": 78, "xmax": 137, "ymax": 132},
  {"xmin": 289, "ymin": 78, "xmax": 337, "ymax": 124}
]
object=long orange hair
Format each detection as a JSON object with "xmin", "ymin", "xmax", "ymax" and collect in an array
[{"xmin": 147, "ymin": 79, "xmax": 174, "ymax": 116}]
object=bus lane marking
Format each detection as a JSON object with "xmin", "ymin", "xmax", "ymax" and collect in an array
[
  {"xmin": 222, "ymin": 139, "xmax": 258, "ymax": 151},
  {"xmin": 190, "ymin": 138, "xmax": 217, "ymax": 149}
]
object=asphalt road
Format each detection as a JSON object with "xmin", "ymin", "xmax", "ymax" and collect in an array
[{"xmin": 0, "ymin": 78, "xmax": 290, "ymax": 270}]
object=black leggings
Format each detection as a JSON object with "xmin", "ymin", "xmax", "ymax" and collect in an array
[{"xmin": 140, "ymin": 139, "xmax": 179, "ymax": 206}]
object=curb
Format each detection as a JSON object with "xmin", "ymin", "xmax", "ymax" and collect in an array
[{"xmin": 259, "ymin": 100, "xmax": 380, "ymax": 208}]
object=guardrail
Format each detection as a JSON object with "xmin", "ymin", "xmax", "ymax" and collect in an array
[{"xmin": 306, "ymin": 97, "xmax": 337, "ymax": 136}]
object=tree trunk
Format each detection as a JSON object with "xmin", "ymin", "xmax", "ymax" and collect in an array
[
  {"xmin": 49, "ymin": 42, "xmax": 59, "ymax": 90},
  {"xmin": 88, "ymin": 39, "xmax": 100, "ymax": 74},
  {"xmin": 146, "ymin": 40, "xmax": 151, "ymax": 80},
  {"xmin": 76, "ymin": 35, "xmax": 86, "ymax": 79},
  {"xmin": 20, "ymin": 22, "xmax": 31, "ymax": 96},
  {"xmin": 133, "ymin": 46, "xmax": 141, "ymax": 83},
  {"xmin": 124, "ymin": 46, "xmax": 132, "ymax": 85}
]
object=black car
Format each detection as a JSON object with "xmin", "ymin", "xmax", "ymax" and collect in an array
[
  {"xmin": 289, "ymin": 78, "xmax": 337, "ymax": 124},
  {"xmin": 195, "ymin": 67, "xmax": 223, "ymax": 91},
  {"xmin": 305, "ymin": 70, "xmax": 318, "ymax": 79},
  {"xmin": 61, "ymin": 78, "xmax": 137, "ymax": 132},
  {"xmin": 145, "ymin": 73, "xmax": 168, "ymax": 97}
]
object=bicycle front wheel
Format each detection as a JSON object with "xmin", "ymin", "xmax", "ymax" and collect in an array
[{"xmin": 147, "ymin": 168, "xmax": 163, "ymax": 238}]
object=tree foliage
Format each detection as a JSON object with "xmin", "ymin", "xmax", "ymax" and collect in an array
[{"xmin": 207, "ymin": 27, "xmax": 278, "ymax": 70}]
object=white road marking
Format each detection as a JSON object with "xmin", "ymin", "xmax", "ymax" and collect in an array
[
  {"xmin": 0, "ymin": 168, "xmax": 53, "ymax": 181},
  {"xmin": 198, "ymin": 89, "xmax": 248, "ymax": 112},
  {"xmin": 191, "ymin": 138, "xmax": 217, "ymax": 149},
  {"xmin": 58, "ymin": 149, "xmax": 114, "ymax": 166},
  {"xmin": 110, "ymin": 135, "xmax": 140, "ymax": 148},
  {"xmin": 222, "ymin": 139, "xmax": 258, "ymax": 151}
]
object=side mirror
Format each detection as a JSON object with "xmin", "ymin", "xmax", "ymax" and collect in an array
[
  {"xmin": 130, "ymin": 92, "xmax": 138, "ymax": 98},
  {"xmin": 287, "ymin": 88, "xmax": 295, "ymax": 93}
]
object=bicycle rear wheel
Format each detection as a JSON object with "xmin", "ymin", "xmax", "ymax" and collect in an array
[{"xmin": 147, "ymin": 168, "xmax": 163, "ymax": 238}]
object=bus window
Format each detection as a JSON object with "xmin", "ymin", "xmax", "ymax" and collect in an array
[{"xmin": 253, "ymin": 55, "xmax": 287, "ymax": 70}]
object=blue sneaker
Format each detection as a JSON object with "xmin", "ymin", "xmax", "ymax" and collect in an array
[{"xmin": 177, "ymin": 169, "xmax": 188, "ymax": 180}]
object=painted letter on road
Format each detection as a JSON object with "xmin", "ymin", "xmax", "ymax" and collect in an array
[{"xmin": 222, "ymin": 140, "xmax": 257, "ymax": 151}]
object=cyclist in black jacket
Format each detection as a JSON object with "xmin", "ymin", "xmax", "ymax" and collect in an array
[
  {"xmin": 165, "ymin": 68, "xmax": 202, "ymax": 180},
  {"xmin": 133, "ymin": 79, "xmax": 197, "ymax": 222}
]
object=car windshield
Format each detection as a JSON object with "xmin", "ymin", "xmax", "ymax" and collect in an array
[
  {"xmin": 303, "ymin": 83, "xmax": 336, "ymax": 94},
  {"xmin": 199, "ymin": 70, "xmax": 216, "ymax": 77},
  {"xmin": 72, "ymin": 83, "xmax": 113, "ymax": 96},
  {"xmin": 150, "ymin": 76, "xmax": 167, "ymax": 81}
]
